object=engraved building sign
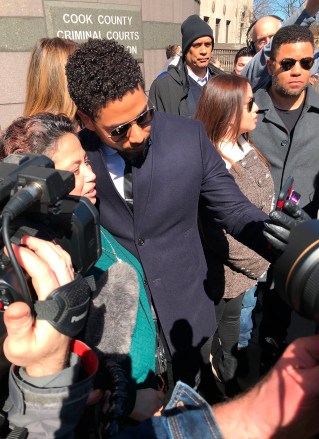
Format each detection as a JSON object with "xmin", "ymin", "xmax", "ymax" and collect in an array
[{"xmin": 44, "ymin": 1, "xmax": 143, "ymax": 61}]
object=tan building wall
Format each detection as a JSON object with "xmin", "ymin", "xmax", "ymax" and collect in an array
[
  {"xmin": 200, "ymin": 0, "xmax": 253, "ymax": 44},
  {"xmin": 0, "ymin": 0, "xmax": 200, "ymax": 130}
]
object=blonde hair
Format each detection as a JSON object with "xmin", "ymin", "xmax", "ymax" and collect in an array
[{"xmin": 24, "ymin": 38, "xmax": 79, "ymax": 120}]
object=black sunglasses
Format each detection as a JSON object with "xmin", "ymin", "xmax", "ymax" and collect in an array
[
  {"xmin": 108, "ymin": 108, "xmax": 155, "ymax": 142},
  {"xmin": 245, "ymin": 96, "xmax": 255, "ymax": 113},
  {"xmin": 279, "ymin": 57, "xmax": 314, "ymax": 72}
]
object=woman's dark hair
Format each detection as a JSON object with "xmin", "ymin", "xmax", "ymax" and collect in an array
[
  {"xmin": 196, "ymin": 74, "xmax": 249, "ymax": 144},
  {"xmin": 0, "ymin": 113, "xmax": 74, "ymax": 160},
  {"xmin": 195, "ymin": 74, "xmax": 267, "ymax": 171}
]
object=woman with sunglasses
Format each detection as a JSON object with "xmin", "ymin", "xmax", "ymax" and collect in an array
[
  {"xmin": 195, "ymin": 74, "xmax": 274, "ymax": 395},
  {"xmin": 0, "ymin": 113, "xmax": 164, "ymax": 428}
]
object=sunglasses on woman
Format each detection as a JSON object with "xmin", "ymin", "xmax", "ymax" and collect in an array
[
  {"xmin": 279, "ymin": 57, "xmax": 314, "ymax": 72},
  {"xmin": 245, "ymin": 97, "xmax": 255, "ymax": 113},
  {"xmin": 107, "ymin": 108, "xmax": 155, "ymax": 142}
]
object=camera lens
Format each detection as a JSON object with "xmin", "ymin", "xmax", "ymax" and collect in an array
[{"xmin": 274, "ymin": 220, "xmax": 319, "ymax": 323}]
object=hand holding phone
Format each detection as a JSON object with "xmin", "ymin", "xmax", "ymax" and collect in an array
[{"xmin": 276, "ymin": 176, "xmax": 301, "ymax": 211}]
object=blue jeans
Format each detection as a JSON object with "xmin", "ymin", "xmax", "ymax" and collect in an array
[
  {"xmin": 238, "ymin": 285, "xmax": 257, "ymax": 349},
  {"xmin": 119, "ymin": 381, "xmax": 224, "ymax": 438}
]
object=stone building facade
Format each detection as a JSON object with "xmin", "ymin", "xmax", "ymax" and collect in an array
[
  {"xmin": 0, "ymin": 0, "xmax": 253, "ymax": 130},
  {"xmin": 0, "ymin": 0, "xmax": 199, "ymax": 130},
  {"xmin": 200, "ymin": 0, "xmax": 253, "ymax": 44}
]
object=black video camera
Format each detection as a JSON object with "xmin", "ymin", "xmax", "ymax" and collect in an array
[
  {"xmin": 0, "ymin": 153, "xmax": 101, "ymax": 336},
  {"xmin": 274, "ymin": 218, "xmax": 319, "ymax": 323}
]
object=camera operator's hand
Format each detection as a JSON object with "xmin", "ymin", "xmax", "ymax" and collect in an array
[
  {"xmin": 263, "ymin": 200, "xmax": 311, "ymax": 253},
  {"xmin": 214, "ymin": 335, "xmax": 319, "ymax": 438},
  {"xmin": 3, "ymin": 236, "xmax": 74, "ymax": 377},
  {"xmin": 268, "ymin": 335, "xmax": 319, "ymax": 438}
]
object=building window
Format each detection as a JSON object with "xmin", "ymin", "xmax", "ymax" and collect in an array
[
  {"xmin": 215, "ymin": 18, "xmax": 220, "ymax": 43},
  {"xmin": 204, "ymin": 16, "xmax": 209, "ymax": 22},
  {"xmin": 226, "ymin": 20, "xmax": 230, "ymax": 43}
]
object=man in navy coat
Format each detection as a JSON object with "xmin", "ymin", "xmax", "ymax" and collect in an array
[{"xmin": 66, "ymin": 39, "xmax": 274, "ymax": 394}]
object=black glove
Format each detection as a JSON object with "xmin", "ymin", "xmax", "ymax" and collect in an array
[{"xmin": 264, "ymin": 200, "xmax": 311, "ymax": 253}]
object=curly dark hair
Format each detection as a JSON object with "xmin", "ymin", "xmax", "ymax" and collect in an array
[
  {"xmin": 66, "ymin": 39, "xmax": 145, "ymax": 120},
  {"xmin": 270, "ymin": 25, "xmax": 314, "ymax": 59},
  {"xmin": 0, "ymin": 113, "xmax": 74, "ymax": 160}
]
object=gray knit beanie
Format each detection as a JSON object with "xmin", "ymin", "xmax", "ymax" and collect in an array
[{"xmin": 181, "ymin": 15, "xmax": 214, "ymax": 56}]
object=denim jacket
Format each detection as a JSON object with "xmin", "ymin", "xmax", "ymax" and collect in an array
[{"xmin": 120, "ymin": 381, "xmax": 224, "ymax": 439}]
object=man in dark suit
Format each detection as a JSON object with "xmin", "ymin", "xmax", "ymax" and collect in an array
[{"xmin": 65, "ymin": 39, "xmax": 287, "ymax": 396}]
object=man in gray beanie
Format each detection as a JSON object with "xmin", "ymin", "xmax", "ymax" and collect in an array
[{"xmin": 149, "ymin": 15, "xmax": 222, "ymax": 117}]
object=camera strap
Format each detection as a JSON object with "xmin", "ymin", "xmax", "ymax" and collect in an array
[
  {"xmin": 34, "ymin": 275, "xmax": 94, "ymax": 337},
  {"xmin": 6, "ymin": 428, "xmax": 28, "ymax": 439},
  {"xmin": 0, "ymin": 397, "xmax": 28, "ymax": 438}
]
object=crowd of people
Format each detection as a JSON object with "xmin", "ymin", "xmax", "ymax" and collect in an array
[{"xmin": 1, "ymin": 1, "xmax": 319, "ymax": 437}]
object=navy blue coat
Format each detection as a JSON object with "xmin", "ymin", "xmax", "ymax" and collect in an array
[{"xmin": 80, "ymin": 112, "xmax": 268, "ymax": 354}]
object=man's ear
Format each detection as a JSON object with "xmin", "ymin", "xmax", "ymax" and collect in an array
[
  {"xmin": 77, "ymin": 110, "xmax": 96, "ymax": 131},
  {"xmin": 267, "ymin": 58, "xmax": 275, "ymax": 76}
]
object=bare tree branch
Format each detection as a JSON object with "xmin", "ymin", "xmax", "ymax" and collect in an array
[
  {"xmin": 253, "ymin": 0, "xmax": 273, "ymax": 19},
  {"xmin": 270, "ymin": 0, "xmax": 305, "ymax": 18}
]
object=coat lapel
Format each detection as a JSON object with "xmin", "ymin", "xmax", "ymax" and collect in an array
[
  {"xmin": 82, "ymin": 128, "xmax": 154, "ymax": 232},
  {"xmin": 87, "ymin": 147, "xmax": 131, "ymax": 221},
  {"xmin": 133, "ymin": 138, "xmax": 154, "ymax": 233}
]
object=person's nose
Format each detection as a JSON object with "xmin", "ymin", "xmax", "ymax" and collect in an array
[
  {"xmin": 200, "ymin": 44, "xmax": 207, "ymax": 55},
  {"xmin": 85, "ymin": 163, "xmax": 96, "ymax": 182},
  {"xmin": 128, "ymin": 122, "xmax": 145, "ymax": 144},
  {"xmin": 265, "ymin": 36, "xmax": 271, "ymax": 46},
  {"xmin": 291, "ymin": 61, "xmax": 302, "ymax": 75},
  {"xmin": 252, "ymin": 102, "xmax": 259, "ymax": 113}
]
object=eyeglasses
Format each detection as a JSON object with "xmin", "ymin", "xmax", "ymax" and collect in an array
[
  {"xmin": 245, "ymin": 97, "xmax": 255, "ymax": 112},
  {"xmin": 107, "ymin": 108, "xmax": 155, "ymax": 142},
  {"xmin": 255, "ymin": 34, "xmax": 274, "ymax": 47},
  {"xmin": 278, "ymin": 57, "xmax": 314, "ymax": 72}
]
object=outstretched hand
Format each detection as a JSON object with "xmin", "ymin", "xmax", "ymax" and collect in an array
[
  {"xmin": 252, "ymin": 335, "xmax": 319, "ymax": 438},
  {"xmin": 3, "ymin": 236, "xmax": 74, "ymax": 377},
  {"xmin": 263, "ymin": 200, "xmax": 311, "ymax": 253},
  {"xmin": 272, "ymin": 336, "xmax": 319, "ymax": 431},
  {"xmin": 214, "ymin": 335, "xmax": 319, "ymax": 439}
]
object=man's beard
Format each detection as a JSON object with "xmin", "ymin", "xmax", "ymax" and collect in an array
[{"xmin": 272, "ymin": 75, "xmax": 307, "ymax": 97}]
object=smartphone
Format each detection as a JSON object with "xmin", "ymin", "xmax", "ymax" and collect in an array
[{"xmin": 276, "ymin": 176, "xmax": 301, "ymax": 211}]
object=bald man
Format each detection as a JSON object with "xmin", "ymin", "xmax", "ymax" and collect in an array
[
  {"xmin": 243, "ymin": 0, "xmax": 319, "ymax": 91},
  {"xmin": 252, "ymin": 16, "xmax": 282, "ymax": 52}
]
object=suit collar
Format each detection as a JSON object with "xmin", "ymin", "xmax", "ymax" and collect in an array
[{"xmin": 82, "ymin": 128, "xmax": 154, "ymax": 229}]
